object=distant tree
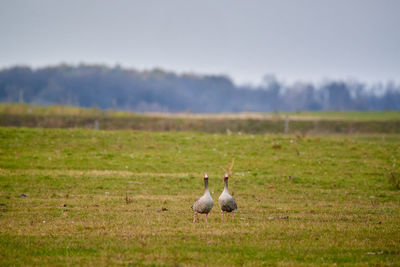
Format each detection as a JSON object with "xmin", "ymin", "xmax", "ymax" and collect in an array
[{"xmin": 0, "ymin": 65, "xmax": 399, "ymax": 112}]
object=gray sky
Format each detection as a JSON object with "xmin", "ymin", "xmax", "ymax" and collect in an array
[{"xmin": 0, "ymin": 0, "xmax": 399, "ymax": 85}]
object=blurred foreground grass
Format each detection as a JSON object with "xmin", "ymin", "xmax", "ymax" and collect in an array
[{"xmin": 0, "ymin": 127, "xmax": 399, "ymax": 265}]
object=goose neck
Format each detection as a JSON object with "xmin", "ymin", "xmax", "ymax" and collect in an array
[
  {"xmin": 204, "ymin": 179, "xmax": 209, "ymax": 191},
  {"xmin": 224, "ymin": 178, "xmax": 229, "ymax": 191}
]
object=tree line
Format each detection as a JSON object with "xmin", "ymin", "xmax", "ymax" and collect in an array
[{"xmin": 0, "ymin": 64, "xmax": 399, "ymax": 112}]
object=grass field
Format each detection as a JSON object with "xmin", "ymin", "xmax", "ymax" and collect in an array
[
  {"xmin": 2, "ymin": 103, "xmax": 400, "ymax": 121},
  {"xmin": 0, "ymin": 127, "xmax": 400, "ymax": 266},
  {"xmin": 1, "ymin": 103, "xmax": 400, "ymax": 134}
]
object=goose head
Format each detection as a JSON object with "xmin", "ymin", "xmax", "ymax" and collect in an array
[{"xmin": 224, "ymin": 173, "xmax": 229, "ymax": 181}]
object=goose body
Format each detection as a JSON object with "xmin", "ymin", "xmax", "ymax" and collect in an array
[
  {"xmin": 192, "ymin": 192, "xmax": 214, "ymax": 214},
  {"xmin": 218, "ymin": 174, "xmax": 237, "ymax": 220},
  {"xmin": 192, "ymin": 174, "xmax": 214, "ymax": 223}
]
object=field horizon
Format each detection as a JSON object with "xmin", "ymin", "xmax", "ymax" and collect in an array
[{"xmin": 1, "ymin": 103, "xmax": 400, "ymax": 134}]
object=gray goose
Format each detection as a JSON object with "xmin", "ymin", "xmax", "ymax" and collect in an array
[
  {"xmin": 192, "ymin": 173, "xmax": 214, "ymax": 223},
  {"xmin": 218, "ymin": 173, "xmax": 237, "ymax": 220}
]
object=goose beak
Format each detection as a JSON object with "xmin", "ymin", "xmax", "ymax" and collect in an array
[
  {"xmin": 204, "ymin": 173, "xmax": 209, "ymax": 179},
  {"xmin": 224, "ymin": 173, "xmax": 229, "ymax": 179}
]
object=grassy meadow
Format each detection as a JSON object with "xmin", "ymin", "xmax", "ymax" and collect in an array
[
  {"xmin": 0, "ymin": 126, "xmax": 400, "ymax": 266},
  {"xmin": 2, "ymin": 103, "xmax": 400, "ymax": 121},
  {"xmin": 1, "ymin": 103, "xmax": 400, "ymax": 134}
]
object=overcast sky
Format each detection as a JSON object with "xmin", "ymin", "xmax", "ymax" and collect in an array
[{"xmin": 0, "ymin": 0, "xmax": 399, "ymax": 85}]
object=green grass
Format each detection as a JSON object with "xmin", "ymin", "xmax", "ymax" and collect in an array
[
  {"xmin": 0, "ymin": 127, "xmax": 399, "ymax": 266},
  {"xmin": 1, "ymin": 103, "xmax": 400, "ymax": 134},
  {"xmin": 2, "ymin": 103, "xmax": 400, "ymax": 121}
]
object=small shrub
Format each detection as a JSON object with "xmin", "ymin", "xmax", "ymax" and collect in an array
[
  {"xmin": 272, "ymin": 143, "xmax": 281, "ymax": 150},
  {"xmin": 388, "ymin": 171, "xmax": 400, "ymax": 189},
  {"xmin": 125, "ymin": 193, "xmax": 133, "ymax": 204}
]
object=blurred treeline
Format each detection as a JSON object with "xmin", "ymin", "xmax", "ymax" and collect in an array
[{"xmin": 1, "ymin": 64, "xmax": 399, "ymax": 112}]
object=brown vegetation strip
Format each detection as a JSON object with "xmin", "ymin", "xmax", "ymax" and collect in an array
[{"xmin": 2, "ymin": 113, "xmax": 400, "ymax": 133}]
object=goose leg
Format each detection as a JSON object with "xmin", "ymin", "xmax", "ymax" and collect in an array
[
  {"xmin": 193, "ymin": 213, "xmax": 197, "ymax": 223},
  {"xmin": 221, "ymin": 211, "xmax": 224, "ymax": 221},
  {"xmin": 205, "ymin": 214, "xmax": 208, "ymax": 223},
  {"xmin": 232, "ymin": 212, "xmax": 235, "ymax": 220}
]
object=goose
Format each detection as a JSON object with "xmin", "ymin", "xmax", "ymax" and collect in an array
[
  {"xmin": 192, "ymin": 173, "xmax": 214, "ymax": 223},
  {"xmin": 218, "ymin": 173, "xmax": 237, "ymax": 221}
]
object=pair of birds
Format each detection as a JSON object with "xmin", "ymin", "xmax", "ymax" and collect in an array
[{"xmin": 192, "ymin": 173, "xmax": 237, "ymax": 223}]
